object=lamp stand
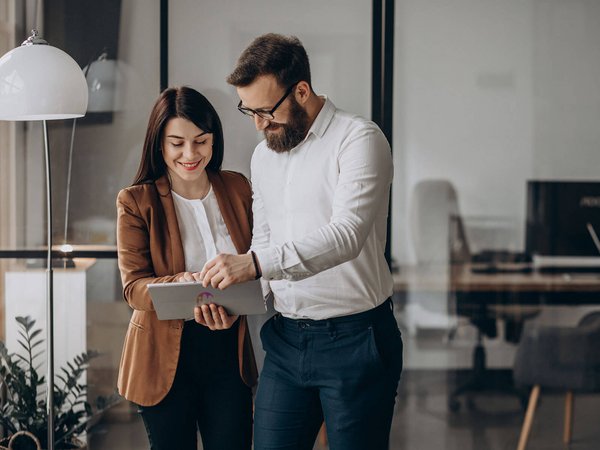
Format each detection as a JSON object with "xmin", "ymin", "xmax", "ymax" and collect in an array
[
  {"xmin": 43, "ymin": 120, "xmax": 55, "ymax": 450},
  {"xmin": 0, "ymin": 26, "xmax": 88, "ymax": 448}
]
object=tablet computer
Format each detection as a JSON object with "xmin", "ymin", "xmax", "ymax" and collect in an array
[{"xmin": 147, "ymin": 280, "xmax": 266, "ymax": 320}]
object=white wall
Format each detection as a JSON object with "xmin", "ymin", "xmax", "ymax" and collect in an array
[
  {"xmin": 392, "ymin": 0, "xmax": 600, "ymax": 264},
  {"xmin": 532, "ymin": 0, "xmax": 600, "ymax": 179}
]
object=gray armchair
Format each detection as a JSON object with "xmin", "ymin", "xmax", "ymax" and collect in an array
[{"xmin": 513, "ymin": 311, "xmax": 600, "ymax": 450}]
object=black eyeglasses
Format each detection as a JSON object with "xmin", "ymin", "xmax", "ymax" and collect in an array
[{"xmin": 237, "ymin": 82, "xmax": 298, "ymax": 120}]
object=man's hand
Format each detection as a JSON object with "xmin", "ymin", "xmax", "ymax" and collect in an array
[
  {"xmin": 194, "ymin": 303, "xmax": 238, "ymax": 330},
  {"xmin": 200, "ymin": 253, "xmax": 256, "ymax": 289}
]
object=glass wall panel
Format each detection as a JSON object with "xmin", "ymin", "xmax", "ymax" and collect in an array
[{"xmin": 392, "ymin": 1, "xmax": 600, "ymax": 448}]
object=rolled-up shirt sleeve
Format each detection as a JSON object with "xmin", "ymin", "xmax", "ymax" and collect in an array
[{"xmin": 250, "ymin": 154, "xmax": 274, "ymax": 298}]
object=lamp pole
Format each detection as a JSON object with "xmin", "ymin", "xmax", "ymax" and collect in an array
[
  {"xmin": 0, "ymin": 29, "xmax": 88, "ymax": 450},
  {"xmin": 42, "ymin": 120, "xmax": 55, "ymax": 450}
]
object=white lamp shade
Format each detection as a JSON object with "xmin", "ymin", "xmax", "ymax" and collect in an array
[
  {"xmin": 0, "ymin": 44, "xmax": 89, "ymax": 121},
  {"xmin": 85, "ymin": 59, "xmax": 117, "ymax": 112}
]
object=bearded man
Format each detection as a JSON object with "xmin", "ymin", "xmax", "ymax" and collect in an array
[{"xmin": 199, "ymin": 33, "xmax": 403, "ymax": 450}]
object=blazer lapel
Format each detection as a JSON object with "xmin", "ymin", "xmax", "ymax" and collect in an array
[
  {"xmin": 155, "ymin": 176, "xmax": 186, "ymax": 274},
  {"xmin": 208, "ymin": 171, "xmax": 246, "ymax": 255}
]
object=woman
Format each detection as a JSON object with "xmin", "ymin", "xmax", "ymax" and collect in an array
[{"xmin": 116, "ymin": 86, "xmax": 257, "ymax": 450}]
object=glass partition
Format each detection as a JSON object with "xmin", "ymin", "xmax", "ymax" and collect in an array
[{"xmin": 392, "ymin": 1, "xmax": 600, "ymax": 448}]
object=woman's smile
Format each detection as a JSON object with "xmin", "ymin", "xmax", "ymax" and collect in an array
[{"xmin": 178, "ymin": 160, "xmax": 202, "ymax": 171}]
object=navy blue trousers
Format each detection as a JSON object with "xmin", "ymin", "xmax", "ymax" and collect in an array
[
  {"xmin": 138, "ymin": 319, "xmax": 253, "ymax": 450},
  {"xmin": 254, "ymin": 299, "xmax": 403, "ymax": 450}
]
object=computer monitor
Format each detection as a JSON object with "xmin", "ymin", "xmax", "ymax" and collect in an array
[{"xmin": 526, "ymin": 180, "xmax": 600, "ymax": 259}]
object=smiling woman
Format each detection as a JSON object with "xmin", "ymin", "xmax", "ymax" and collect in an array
[{"xmin": 115, "ymin": 86, "xmax": 257, "ymax": 450}]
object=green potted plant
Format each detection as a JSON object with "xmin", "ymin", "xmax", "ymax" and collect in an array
[{"xmin": 0, "ymin": 316, "xmax": 117, "ymax": 450}]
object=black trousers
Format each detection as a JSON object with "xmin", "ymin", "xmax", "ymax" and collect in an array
[
  {"xmin": 138, "ymin": 319, "xmax": 253, "ymax": 450},
  {"xmin": 254, "ymin": 299, "xmax": 403, "ymax": 450}
]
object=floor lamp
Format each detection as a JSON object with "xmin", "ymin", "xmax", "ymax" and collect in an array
[{"xmin": 0, "ymin": 30, "xmax": 88, "ymax": 450}]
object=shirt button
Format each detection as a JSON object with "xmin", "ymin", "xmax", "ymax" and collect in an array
[{"xmin": 287, "ymin": 282, "xmax": 292, "ymax": 288}]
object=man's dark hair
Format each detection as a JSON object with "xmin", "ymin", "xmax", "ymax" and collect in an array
[{"xmin": 226, "ymin": 33, "xmax": 311, "ymax": 89}]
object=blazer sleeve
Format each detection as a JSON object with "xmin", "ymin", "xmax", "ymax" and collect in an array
[
  {"xmin": 241, "ymin": 173, "xmax": 253, "ymax": 234},
  {"xmin": 116, "ymin": 188, "xmax": 183, "ymax": 311}
]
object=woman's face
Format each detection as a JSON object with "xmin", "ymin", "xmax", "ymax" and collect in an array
[{"xmin": 162, "ymin": 117, "xmax": 213, "ymax": 184}]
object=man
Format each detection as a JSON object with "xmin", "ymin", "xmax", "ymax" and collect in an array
[{"xmin": 199, "ymin": 33, "xmax": 402, "ymax": 450}]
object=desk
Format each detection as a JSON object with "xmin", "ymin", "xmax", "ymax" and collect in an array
[
  {"xmin": 393, "ymin": 264, "xmax": 600, "ymax": 411},
  {"xmin": 393, "ymin": 264, "xmax": 600, "ymax": 305}
]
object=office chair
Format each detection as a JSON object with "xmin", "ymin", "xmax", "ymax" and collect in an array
[
  {"xmin": 513, "ymin": 311, "xmax": 600, "ymax": 450},
  {"xmin": 407, "ymin": 180, "xmax": 466, "ymax": 337},
  {"xmin": 409, "ymin": 179, "xmax": 531, "ymax": 412}
]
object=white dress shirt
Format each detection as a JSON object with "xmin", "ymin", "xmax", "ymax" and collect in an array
[
  {"xmin": 251, "ymin": 97, "xmax": 393, "ymax": 320},
  {"xmin": 172, "ymin": 187, "xmax": 237, "ymax": 273}
]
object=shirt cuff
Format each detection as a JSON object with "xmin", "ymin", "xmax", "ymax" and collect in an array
[{"xmin": 253, "ymin": 247, "xmax": 279, "ymax": 280}]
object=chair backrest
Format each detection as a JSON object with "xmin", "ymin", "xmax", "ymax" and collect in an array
[{"xmin": 409, "ymin": 179, "xmax": 470, "ymax": 265}]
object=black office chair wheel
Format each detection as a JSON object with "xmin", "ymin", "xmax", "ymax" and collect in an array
[{"xmin": 448, "ymin": 397, "xmax": 461, "ymax": 412}]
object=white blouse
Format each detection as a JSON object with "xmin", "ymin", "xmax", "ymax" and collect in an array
[{"xmin": 171, "ymin": 186, "xmax": 237, "ymax": 272}]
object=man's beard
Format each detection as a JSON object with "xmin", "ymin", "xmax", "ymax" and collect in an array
[{"xmin": 264, "ymin": 97, "xmax": 309, "ymax": 153}]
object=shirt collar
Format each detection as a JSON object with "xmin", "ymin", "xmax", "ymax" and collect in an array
[{"xmin": 306, "ymin": 96, "xmax": 336, "ymax": 140}]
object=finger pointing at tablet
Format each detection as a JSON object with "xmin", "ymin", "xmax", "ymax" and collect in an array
[{"xmin": 200, "ymin": 253, "xmax": 257, "ymax": 289}]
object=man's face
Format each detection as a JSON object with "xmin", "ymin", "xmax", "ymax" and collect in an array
[{"xmin": 237, "ymin": 75, "xmax": 309, "ymax": 153}]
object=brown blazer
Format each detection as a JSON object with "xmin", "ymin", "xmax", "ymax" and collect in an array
[{"xmin": 116, "ymin": 170, "xmax": 258, "ymax": 406}]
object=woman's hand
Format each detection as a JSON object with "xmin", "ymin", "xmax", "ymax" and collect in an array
[
  {"xmin": 176, "ymin": 272, "xmax": 203, "ymax": 282},
  {"xmin": 194, "ymin": 303, "xmax": 238, "ymax": 330}
]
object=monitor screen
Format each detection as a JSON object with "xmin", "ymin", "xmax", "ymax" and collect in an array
[{"xmin": 526, "ymin": 181, "xmax": 600, "ymax": 257}]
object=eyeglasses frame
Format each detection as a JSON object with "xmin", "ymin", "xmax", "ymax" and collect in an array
[{"xmin": 237, "ymin": 82, "xmax": 299, "ymax": 120}]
